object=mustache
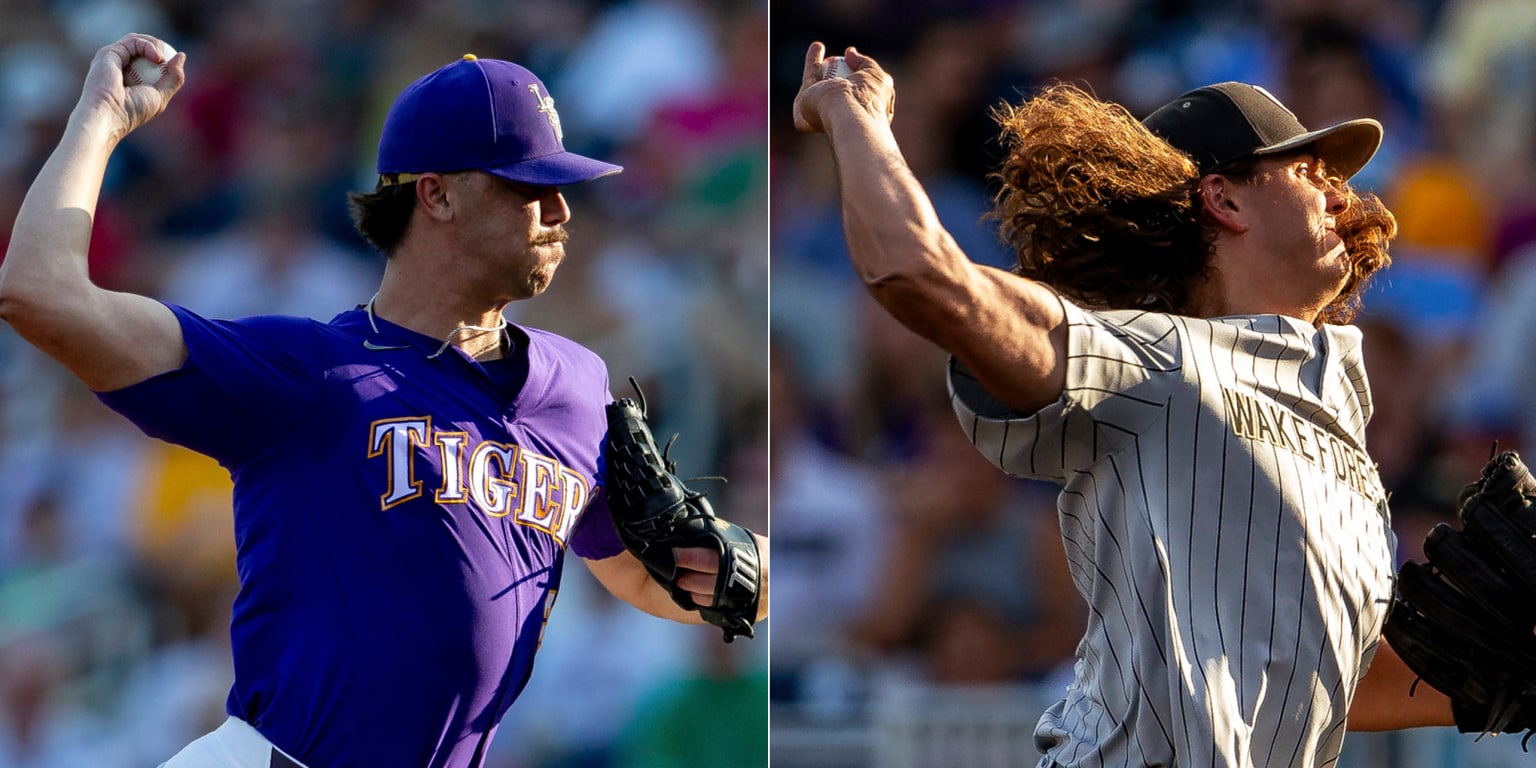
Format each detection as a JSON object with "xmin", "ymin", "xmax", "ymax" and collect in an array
[{"xmin": 531, "ymin": 228, "xmax": 569, "ymax": 246}]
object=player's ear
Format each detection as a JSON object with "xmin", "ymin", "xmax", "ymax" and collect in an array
[
  {"xmin": 1199, "ymin": 173, "xmax": 1250, "ymax": 233},
  {"xmin": 415, "ymin": 173, "xmax": 455, "ymax": 223}
]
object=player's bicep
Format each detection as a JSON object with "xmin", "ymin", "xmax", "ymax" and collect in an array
[
  {"xmin": 869, "ymin": 262, "xmax": 1067, "ymax": 414},
  {"xmin": 7, "ymin": 286, "xmax": 187, "ymax": 392}
]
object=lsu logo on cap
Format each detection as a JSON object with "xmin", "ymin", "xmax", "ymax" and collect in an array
[{"xmin": 529, "ymin": 84, "xmax": 563, "ymax": 141}]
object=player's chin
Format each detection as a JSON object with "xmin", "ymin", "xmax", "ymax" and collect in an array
[
  {"xmin": 1319, "ymin": 237, "xmax": 1349, "ymax": 269},
  {"xmin": 523, "ymin": 274, "xmax": 553, "ymax": 297},
  {"xmin": 525, "ymin": 264, "xmax": 561, "ymax": 296},
  {"xmin": 523, "ymin": 248, "xmax": 565, "ymax": 294}
]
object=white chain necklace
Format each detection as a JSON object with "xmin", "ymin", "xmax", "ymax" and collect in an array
[{"xmin": 364, "ymin": 293, "xmax": 512, "ymax": 359}]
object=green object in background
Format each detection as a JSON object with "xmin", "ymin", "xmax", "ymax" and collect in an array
[{"xmin": 616, "ymin": 667, "xmax": 769, "ymax": 768}]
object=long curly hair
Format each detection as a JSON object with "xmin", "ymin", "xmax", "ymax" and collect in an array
[
  {"xmin": 1325, "ymin": 183, "xmax": 1396, "ymax": 324},
  {"xmin": 989, "ymin": 83, "xmax": 1395, "ymax": 323}
]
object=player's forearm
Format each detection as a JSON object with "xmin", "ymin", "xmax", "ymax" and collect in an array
[
  {"xmin": 634, "ymin": 576, "xmax": 711, "ymax": 624},
  {"xmin": 1347, "ymin": 639, "xmax": 1454, "ymax": 730},
  {"xmin": 822, "ymin": 109, "xmax": 976, "ymax": 329},
  {"xmin": 0, "ymin": 109, "xmax": 120, "ymax": 323},
  {"xmin": 586, "ymin": 550, "xmax": 705, "ymax": 624}
]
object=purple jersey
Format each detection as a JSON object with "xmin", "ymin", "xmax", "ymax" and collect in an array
[{"xmin": 97, "ymin": 303, "xmax": 625, "ymax": 768}]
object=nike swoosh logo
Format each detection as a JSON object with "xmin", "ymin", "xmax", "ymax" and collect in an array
[{"xmin": 363, "ymin": 340, "xmax": 410, "ymax": 351}]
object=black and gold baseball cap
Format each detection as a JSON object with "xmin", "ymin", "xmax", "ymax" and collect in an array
[{"xmin": 1142, "ymin": 82, "xmax": 1382, "ymax": 180}]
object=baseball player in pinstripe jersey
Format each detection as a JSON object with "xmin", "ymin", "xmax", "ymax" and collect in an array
[{"xmin": 795, "ymin": 43, "xmax": 1459, "ymax": 767}]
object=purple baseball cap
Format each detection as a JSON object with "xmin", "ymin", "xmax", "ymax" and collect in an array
[{"xmin": 376, "ymin": 55, "xmax": 622, "ymax": 186}]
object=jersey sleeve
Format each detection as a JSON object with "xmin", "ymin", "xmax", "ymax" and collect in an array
[
  {"xmin": 570, "ymin": 374, "xmax": 624, "ymax": 561},
  {"xmin": 568, "ymin": 490, "xmax": 624, "ymax": 559},
  {"xmin": 95, "ymin": 303, "xmax": 326, "ymax": 468},
  {"xmin": 949, "ymin": 296, "xmax": 1182, "ymax": 482}
]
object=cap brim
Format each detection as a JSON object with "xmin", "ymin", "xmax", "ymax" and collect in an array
[
  {"xmin": 1252, "ymin": 118, "xmax": 1382, "ymax": 181},
  {"xmin": 486, "ymin": 151, "xmax": 623, "ymax": 186}
]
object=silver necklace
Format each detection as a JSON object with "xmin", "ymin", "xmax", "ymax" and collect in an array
[{"xmin": 365, "ymin": 293, "xmax": 512, "ymax": 359}]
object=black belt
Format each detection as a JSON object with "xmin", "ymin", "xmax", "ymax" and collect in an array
[{"xmin": 270, "ymin": 749, "xmax": 303, "ymax": 768}]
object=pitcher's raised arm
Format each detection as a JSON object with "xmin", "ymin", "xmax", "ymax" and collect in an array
[
  {"xmin": 792, "ymin": 42, "xmax": 1066, "ymax": 414},
  {"xmin": 0, "ymin": 33, "xmax": 189, "ymax": 392}
]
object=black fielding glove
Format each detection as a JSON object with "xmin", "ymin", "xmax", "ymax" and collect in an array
[{"xmin": 602, "ymin": 381, "xmax": 761, "ymax": 642}]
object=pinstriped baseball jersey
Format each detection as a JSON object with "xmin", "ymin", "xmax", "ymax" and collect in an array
[{"xmin": 948, "ymin": 295, "xmax": 1397, "ymax": 768}]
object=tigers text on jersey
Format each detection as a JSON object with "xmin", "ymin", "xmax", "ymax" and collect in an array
[
  {"xmin": 948, "ymin": 297, "xmax": 1396, "ymax": 768},
  {"xmin": 98, "ymin": 304, "xmax": 624, "ymax": 768}
]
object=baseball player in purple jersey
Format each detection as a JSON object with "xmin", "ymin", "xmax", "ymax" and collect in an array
[{"xmin": 0, "ymin": 34, "xmax": 768, "ymax": 768}]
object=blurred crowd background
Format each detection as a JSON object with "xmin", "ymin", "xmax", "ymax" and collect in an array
[
  {"xmin": 771, "ymin": 0, "xmax": 1536, "ymax": 765},
  {"xmin": 0, "ymin": 1, "xmax": 767, "ymax": 767}
]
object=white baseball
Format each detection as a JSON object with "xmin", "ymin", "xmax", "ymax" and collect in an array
[
  {"xmin": 822, "ymin": 56, "xmax": 853, "ymax": 80},
  {"xmin": 125, "ymin": 41, "xmax": 176, "ymax": 86}
]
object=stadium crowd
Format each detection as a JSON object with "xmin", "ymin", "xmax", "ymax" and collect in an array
[
  {"xmin": 770, "ymin": 0, "xmax": 1536, "ymax": 765},
  {"xmin": 0, "ymin": 1, "xmax": 767, "ymax": 767}
]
